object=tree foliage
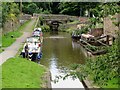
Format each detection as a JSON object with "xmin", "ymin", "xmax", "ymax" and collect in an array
[
  {"xmin": 58, "ymin": 2, "xmax": 100, "ymax": 16},
  {"xmin": 89, "ymin": 2, "xmax": 120, "ymax": 27},
  {"xmin": 60, "ymin": 40, "xmax": 119, "ymax": 87},
  {"xmin": 2, "ymin": 2, "xmax": 20, "ymax": 25},
  {"xmin": 22, "ymin": 2, "xmax": 53, "ymax": 15},
  {"xmin": 21, "ymin": 2, "xmax": 100, "ymax": 16},
  {"xmin": 80, "ymin": 41, "xmax": 119, "ymax": 87},
  {"xmin": 26, "ymin": 3, "xmax": 39, "ymax": 15}
]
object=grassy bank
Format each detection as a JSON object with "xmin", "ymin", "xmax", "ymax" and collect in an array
[
  {"xmin": 2, "ymin": 31, "xmax": 22, "ymax": 47},
  {"xmin": 2, "ymin": 56, "xmax": 46, "ymax": 88}
]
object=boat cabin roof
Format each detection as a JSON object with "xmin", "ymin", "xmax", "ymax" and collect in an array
[
  {"xmin": 34, "ymin": 28, "xmax": 42, "ymax": 32},
  {"xmin": 26, "ymin": 37, "xmax": 40, "ymax": 43}
]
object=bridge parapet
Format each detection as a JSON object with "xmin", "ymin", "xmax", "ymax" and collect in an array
[
  {"xmin": 33, "ymin": 13, "xmax": 79, "ymax": 23},
  {"xmin": 41, "ymin": 14, "xmax": 69, "ymax": 21}
]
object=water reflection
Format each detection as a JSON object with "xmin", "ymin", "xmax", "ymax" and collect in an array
[
  {"xmin": 50, "ymin": 31, "xmax": 58, "ymax": 35},
  {"xmin": 40, "ymin": 32, "xmax": 86, "ymax": 88},
  {"xmin": 41, "ymin": 32, "xmax": 86, "ymax": 71},
  {"xmin": 50, "ymin": 54, "xmax": 59, "ymax": 75},
  {"xmin": 72, "ymin": 41, "xmax": 80, "ymax": 50}
]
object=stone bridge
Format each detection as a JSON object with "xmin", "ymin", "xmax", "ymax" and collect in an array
[
  {"xmin": 33, "ymin": 14, "xmax": 88, "ymax": 31},
  {"xmin": 34, "ymin": 14, "xmax": 88, "ymax": 24},
  {"xmin": 40, "ymin": 14, "xmax": 79, "ymax": 31},
  {"xmin": 40, "ymin": 14, "xmax": 78, "ymax": 24}
]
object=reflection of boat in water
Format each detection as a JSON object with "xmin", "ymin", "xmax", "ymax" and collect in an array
[
  {"xmin": 21, "ymin": 28, "xmax": 43, "ymax": 61},
  {"xmin": 72, "ymin": 35, "xmax": 81, "ymax": 40},
  {"xmin": 71, "ymin": 31, "xmax": 81, "ymax": 40}
]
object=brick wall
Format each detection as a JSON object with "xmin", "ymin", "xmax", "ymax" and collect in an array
[{"xmin": 104, "ymin": 14, "xmax": 119, "ymax": 37}]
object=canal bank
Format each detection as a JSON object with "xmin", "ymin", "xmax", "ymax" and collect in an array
[{"xmin": 2, "ymin": 56, "xmax": 50, "ymax": 88}]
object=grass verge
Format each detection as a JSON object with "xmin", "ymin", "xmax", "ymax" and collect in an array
[
  {"xmin": 102, "ymin": 78, "xmax": 118, "ymax": 88},
  {"xmin": 2, "ymin": 31, "xmax": 22, "ymax": 47},
  {"xmin": 2, "ymin": 56, "xmax": 46, "ymax": 88}
]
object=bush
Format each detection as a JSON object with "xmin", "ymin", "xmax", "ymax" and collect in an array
[
  {"xmin": 38, "ymin": 16, "xmax": 44, "ymax": 26},
  {"xmin": 79, "ymin": 41, "xmax": 119, "ymax": 87},
  {"xmin": 42, "ymin": 10, "xmax": 51, "ymax": 14},
  {"xmin": 41, "ymin": 25, "xmax": 50, "ymax": 32},
  {"xmin": 72, "ymin": 27, "xmax": 89, "ymax": 36}
]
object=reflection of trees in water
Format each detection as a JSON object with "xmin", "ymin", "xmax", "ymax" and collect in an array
[
  {"xmin": 50, "ymin": 31, "xmax": 58, "ymax": 35},
  {"xmin": 41, "ymin": 33, "xmax": 86, "ymax": 69}
]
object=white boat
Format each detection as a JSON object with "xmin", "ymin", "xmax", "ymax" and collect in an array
[
  {"xmin": 33, "ymin": 28, "xmax": 42, "ymax": 32},
  {"xmin": 32, "ymin": 28, "xmax": 43, "ymax": 43},
  {"xmin": 21, "ymin": 37, "xmax": 42, "ymax": 61}
]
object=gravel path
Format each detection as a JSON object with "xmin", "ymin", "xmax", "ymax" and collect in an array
[{"xmin": 0, "ymin": 18, "xmax": 36, "ymax": 65}]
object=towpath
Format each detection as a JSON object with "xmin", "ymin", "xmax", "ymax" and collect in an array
[{"xmin": 0, "ymin": 18, "xmax": 36, "ymax": 65}]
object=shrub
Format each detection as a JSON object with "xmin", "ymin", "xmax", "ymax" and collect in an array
[
  {"xmin": 79, "ymin": 41, "xmax": 119, "ymax": 87},
  {"xmin": 41, "ymin": 25, "xmax": 50, "ymax": 32}
]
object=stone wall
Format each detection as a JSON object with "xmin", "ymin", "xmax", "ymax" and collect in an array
[
  {"xmin": 2, "ymin": 14, "xmax": 32, "ymax": 34},
  {"xmin": 3, "ymin": 19, "xmax": 20, "ymax": 34},
  {"xmin": 104, "ymin": 14, "xmax": 119, "ymax": 37}
]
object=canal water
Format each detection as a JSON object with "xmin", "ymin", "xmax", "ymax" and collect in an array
[{"xmin": 40, "ymin": 32, "xmax": 86, "ymax": 88}]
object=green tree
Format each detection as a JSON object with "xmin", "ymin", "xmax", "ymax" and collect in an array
[
  {"xmin": 58, "ymin": 2, "xmax": 100, "ymax": 16},
  {"xmin": 89, "ymin": 2, "xmax": 120, "ymax": 27},
  {"xmin": 26, "ymin": 3, "xmax": 39, "ymax": 15},
  {"xmin": 2, "ymin": 2, "xmax": 20, "ymax": 26}
]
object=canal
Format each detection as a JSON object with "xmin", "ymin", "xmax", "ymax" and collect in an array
[{"xmin": 40, "ymin": 32, "xmax": 86, "ymax": 88}]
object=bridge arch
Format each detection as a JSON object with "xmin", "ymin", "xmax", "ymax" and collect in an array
[{"xmin": 48, "ymin": 20, "xmax": 62, "ymax": 31}]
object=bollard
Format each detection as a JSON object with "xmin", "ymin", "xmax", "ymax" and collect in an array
[{"xmin": 11, "ymin": 35, "xmax": 14, "ymax": 38}]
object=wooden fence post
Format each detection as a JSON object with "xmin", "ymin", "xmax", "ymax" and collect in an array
[{"xmin": 106, "ymin": 35, "xmax": 109, "ymax": 45}]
